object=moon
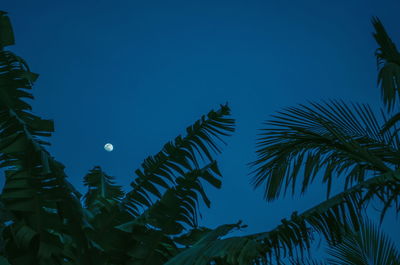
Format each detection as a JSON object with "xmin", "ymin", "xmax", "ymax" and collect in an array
[{"xmin": 104, "ymin": 143, "xmax": 113, "ymax": 152}]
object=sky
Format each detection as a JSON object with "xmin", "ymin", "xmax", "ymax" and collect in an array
[{"xmin": 1, "ymin": 0, "xmax": 400, "ymax": 260}]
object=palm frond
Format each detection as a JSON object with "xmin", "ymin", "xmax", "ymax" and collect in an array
[
  {"xmin": 167, "ymin": 172, "xmax": 397, "ymax": 264},
  {"xmin": 245, "ymin": 170, "xmax": 400, "ymax": 263},
  {"xmin": 106, "ymin": 107, "xmax": 234, "ymax": 264},
  {"xmin": 109, "ymin": 162, "xmax": 224, "ymax": 264},
  {"xmin": 250, "ymin": 100, "xmax": 396, "ymax": 201},
  {"xmin": 134, "ymin": 161, "xmax": 223, "ymax": 235},
  {"xmin": 372, "ymin": 17, "xmax": 400, "ymax": 111},
  {"xmin": 327, "ymin": 219, "xmax": 400, "ymax": 265},
  {"xmin": 122, "ymin": 104, "xmax": 234, "ymax": 217}
]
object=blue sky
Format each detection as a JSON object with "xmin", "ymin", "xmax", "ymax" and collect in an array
[{"xmin": 2, "ymin": 0, "xmax": 400, "ymax": 259}]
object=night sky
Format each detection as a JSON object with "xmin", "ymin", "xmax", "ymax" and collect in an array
[{"xmin": 2, "ymin": 0, "xmax": 400, "ymax": 258}]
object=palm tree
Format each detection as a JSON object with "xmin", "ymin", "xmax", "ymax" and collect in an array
[
  {"xmin": 0, "ymin": 10, "xmax": 327, "ymax": 265},
  {"xmin": 166, "ymin": 16, "xmax": 400, "ymax": 265},
  {"xmin": 1, "ymin": 9, "xmax": 399, "ymax": 265},
  {"xmin": 246, "ymin": 16, "xmax": 400, "ymax": 262}
]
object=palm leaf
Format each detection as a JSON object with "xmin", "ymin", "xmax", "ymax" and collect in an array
[
  {"xmin": 115, "ymin": 105, "xmax": 234, "ymax": 264},
  {"xmin": 81, "ymin": 107, "xmax": 233, "ymax": 264},
  {"xmin": 327, "ymin": 219, "xmax": 400, "ymax": 265},
  {"xmin": 111, "ymin": 162, "xmax": 223, "ymax": 264},
  {"xmin": 372, "ymin": 17, "xmax": 400, "ymax": 111},
  {"xmin": 122, "ymin": 103, "xmax": 234, "ymax": 217},
  {"xmin": 245, "ymin": 170, "xmax": 400, "ymax": 263},
  {"xmin": 169, "ymin": 171, "xmax": 398, "ymax": 264},
  {"xmin": 250, "ymin": 101, "xmax": 396, "ymax": 201},
  {"xmin": 132, "ymin": 161, "xmax": 222, "ymax": 234}
]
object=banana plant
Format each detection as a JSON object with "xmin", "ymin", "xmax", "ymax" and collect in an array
[
  {"xmin": 1, "ymin": 9, "xmax": 399, "ymax": 265},
  {"xmin": 0, "ymin": 10, "xmax": 243, "ymax": 265}
]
